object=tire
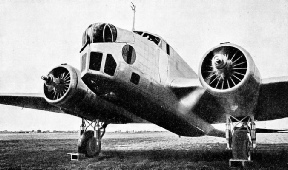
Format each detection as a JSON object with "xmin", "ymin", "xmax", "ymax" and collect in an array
[
  {"xmin": 78, "ymin": 130, "xmax": 101, "ymax": 157},
  {"xmin": 232, "ymin": 129, "xmax": 251, "ymax": 160},
  {"xmin": 86, "ymin": 137, "xmax": 101, "ymax": 157}
]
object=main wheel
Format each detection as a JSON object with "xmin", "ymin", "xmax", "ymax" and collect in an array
[
  {"xmin": 86, "ymin": 136, "xmax": 101, "ymax": 157},
  {"xmin": 78, "ymin": 130, "xmax": 101, "ymax": 157},
  {"xmin": 232, "ymin": 129, "xmax": 251, "ymax": 160}
]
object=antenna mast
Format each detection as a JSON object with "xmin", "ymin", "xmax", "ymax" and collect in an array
[{"xmin": 131, "ymin": 2, "xmax": 136, "ymax": 31}]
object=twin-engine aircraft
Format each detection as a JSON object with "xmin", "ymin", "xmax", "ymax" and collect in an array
[{"xmin": 1, "ymin": 23, "xmax": 288, "ymax": 163}]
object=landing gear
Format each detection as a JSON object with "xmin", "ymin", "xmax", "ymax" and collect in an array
[
  {"xmin": 226, "ymin": 115, "xmax": 256, "ymax": 167},
  {"xmin": 232, "ymin": 128, "xmax": 251, "ymax": 160},
  {"xmin": 77, "ymin": 118, "xmax": 107, "ymax": 157}
]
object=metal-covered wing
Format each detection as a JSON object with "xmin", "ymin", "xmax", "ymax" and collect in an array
[
  {"xmin": 0, "ymin": 93, "xmax": 62, "ymax": 113},
  {"xmin": 255, "ymin": 77, "xmax": 288, "ymax": 121},
  {"xmin": 0, "ymin": 93, "xmax": 147, "ymax": 124}
]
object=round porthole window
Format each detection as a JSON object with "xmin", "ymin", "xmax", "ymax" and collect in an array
[{"xmin": 122, "ymin": 45, "xmax": 136, "ymax": 64}]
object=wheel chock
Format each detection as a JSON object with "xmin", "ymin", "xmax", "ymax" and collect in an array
[
  {"xmin": 229, "ymin": 159, "xmax": 253, "ymax": 168},
  {"xmin": 67, "ymin": 153, "xmax": 86, "ymax": 161}
]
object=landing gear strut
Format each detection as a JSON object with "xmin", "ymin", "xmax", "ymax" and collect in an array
[
  {"xmin": 226, "ymin": 115, "xmax": 256, "ymax": 167},
  {"xmin": 77, "ymin": 118, "xmax": 108, "ymax": 157}
]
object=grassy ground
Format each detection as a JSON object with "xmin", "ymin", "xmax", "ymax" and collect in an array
[{"xmin": 0, "ymin": 132, "xmax": 288, "ymax": 169}]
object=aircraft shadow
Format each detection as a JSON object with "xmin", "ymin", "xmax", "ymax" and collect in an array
[{"xmin": 101, "ymin": 149, "xmax": 287, "ymax": 161}]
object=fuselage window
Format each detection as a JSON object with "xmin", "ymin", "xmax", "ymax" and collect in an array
[
  {"xmin": 104, "ymin": 54, "xmax": 117, "ymax": 76},
  {"xmin": 130, "ymin": 72, "xmax": 140, "ymax": 85},
  {"xmin": 122, "ymin": 45, "xmax": 136, "ymax": 64},
  {"xmin": 166, "ymin": 43, "xmax": 170, "ymax": 55},
  {"xmin": 89, "ymin": 52, "xmax": 103, "ymax": 71}
]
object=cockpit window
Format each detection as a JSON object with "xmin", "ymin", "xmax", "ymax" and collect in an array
[
  {"xmin": 104, "ymin": 54, "xmax": 117, "ymax": 76},
  {"xmin": 81, "ymin": 23, "xmax": 117, "ymax": 49},
  {"xmin": 91, "ymin": 23, "xmax": 105, "ymax": 43},
  {"xmin": 133, "ymin": 31, "xmax": 161, "ymax": 46},
  {"xmin": 103, "ymin": 25, "xmax": 113, "ymax": 42},
  {"xmin": 82, "ymin": 24, "xmax": 92, "ymax": 47},
  {"xmin": 143, "ymin": 33, "xmax": 160, "ymax": 45},
  {"xmin": 134, "ymin": 31, "xmax": 143, "ymax": 36},
  {"xmin": 89, "ymin": 52, "xmax": 103, "ymax": 71}
]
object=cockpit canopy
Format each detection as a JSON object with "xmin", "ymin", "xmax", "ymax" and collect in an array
[{"xmin": 82, "ymin": 23, "xmax": 117, "ymax": 47}]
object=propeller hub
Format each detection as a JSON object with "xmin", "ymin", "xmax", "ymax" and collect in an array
[
  {"xmin": 213, "ymin": 54, "xmax": 227, "ymax": 69},
  {"xmin": 41, "ymin": 76, "xmax": 53, "ymax": 85}
]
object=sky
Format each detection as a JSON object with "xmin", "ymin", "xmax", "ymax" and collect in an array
[{"xmin": 0, "ymin": 0, "xmax": 288, "ymax": 131}]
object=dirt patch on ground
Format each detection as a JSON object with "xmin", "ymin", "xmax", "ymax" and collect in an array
[{"xmin": 0, "ymin": 132, "xmax": 288, "ymax": 169}]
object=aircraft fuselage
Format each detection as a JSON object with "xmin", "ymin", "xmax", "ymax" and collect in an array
[{"xmin": 78, "ymin": 23, "xmax": 220, "ymax": 136}]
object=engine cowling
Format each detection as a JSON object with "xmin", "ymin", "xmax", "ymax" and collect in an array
[
  {"xmin": 42, "ymin": 64, "xmax": 110, "ymax": 120},
  {"xmin": 199, "ymin": 43, "xmax": 261, "ymax": 116}
]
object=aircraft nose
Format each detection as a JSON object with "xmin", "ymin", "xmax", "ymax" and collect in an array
[{"xmin": 81, "ymin": 51, "xmax": 118, "ymax": 77}]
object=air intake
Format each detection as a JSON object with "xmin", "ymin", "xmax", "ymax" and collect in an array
[
  {"xmin": 43, "ymin": 67, "xmax": 71, "ymax": 100},
  {"xmin": 200, "ymin": 46, "xmax": 247, "ymax": 90}
]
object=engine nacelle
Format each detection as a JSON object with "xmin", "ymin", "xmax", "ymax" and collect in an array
[
  {"xmin": 199, "ymin": 43, "xmax": 261, "ymax": 116},
  {"xmin": 42, "ymin": 64, "xmax": 111, "ymax": 120}
]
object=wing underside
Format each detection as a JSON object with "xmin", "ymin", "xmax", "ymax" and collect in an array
[
  {"xmin": 170, "ymin": 77, "xmax": 288, "ymax": 136},
  {"xmin": 255, "ymin": 77, "xmax": 288, "ymax": 121},
  {"xmin": 171, "ymin": 76, "xmax": 288, "ymax": 123},
  {"xmin": 1, "ymin": 76, "xmax": 288, "ymax": 135},
  {"xmin": 0, "ymin": 93, "xmax": 146, "ymax": 124}
]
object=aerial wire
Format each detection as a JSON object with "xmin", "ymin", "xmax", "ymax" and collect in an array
[{"xmin": 131, "ymin": 2, "xmax": 136, "ymax": 31}]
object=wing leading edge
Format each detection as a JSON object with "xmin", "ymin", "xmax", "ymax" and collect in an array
[
  {"xmin": 0, "ymin": 93, "xmax": 62, "ymax": 113},
  {"xmin": 0, "ymin": 93, "xmax": 149, "ymax": 124}
]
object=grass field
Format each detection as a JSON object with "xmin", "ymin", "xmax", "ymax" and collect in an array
[{"xmin": 0, "ymin": 132, "xmax": 288, "ymax": 169}]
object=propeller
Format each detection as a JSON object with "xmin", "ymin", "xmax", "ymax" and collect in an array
[
  {"xmin": 42, "ymin": 67, "xmax": 71, "ymax": 100},
  {"xmin": 201, "ymin": 46, "xmax": 247, "ymax": 90}
]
